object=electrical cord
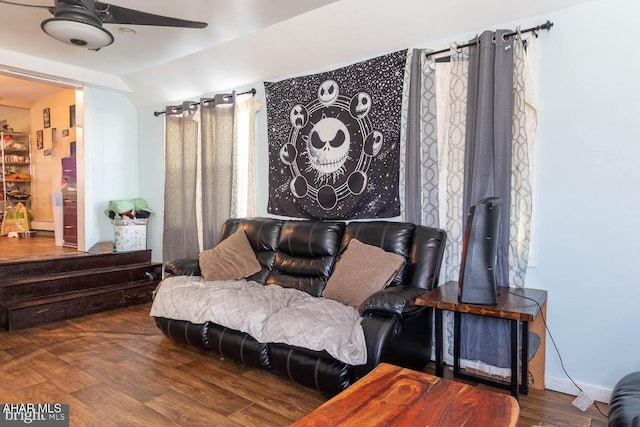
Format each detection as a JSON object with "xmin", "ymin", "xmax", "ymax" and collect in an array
[{"xmin": 506, "ymin": 290, "xmax": 608, "ymax": 418}]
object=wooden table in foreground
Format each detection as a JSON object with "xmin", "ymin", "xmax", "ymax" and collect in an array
[
  {"xmin": 415, "ymin": 281, "xmax": 548, "ymax": 399},
  {"xmin": 292, "ymin": 363, "xmax": 519, "ymax": 427}
]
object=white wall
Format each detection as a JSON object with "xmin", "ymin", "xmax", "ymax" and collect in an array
[
  {"xmin": 29, "ymin": 89, "xmax": 77, "ymax": 226},
  {"xmin": 137, "ymin": 106, "xmax": 164, "ymax": 263},
  {"xmin": 133, "ymin": 0, "xmax": 639, "ymax": 399},
  {"xmin": 526, "ymin": 0, "xmax": 640, "ymax": 400},
  {"xmin": 82, "ymin": 87, "xmax": 140, "ymax": 250},
  {"xmin": 0, "ymin": 106, "xmax": 29, "ymax": 132}
]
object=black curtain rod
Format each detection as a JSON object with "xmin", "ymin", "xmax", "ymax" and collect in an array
[
  {"xmin": 153, "ymin": 88, "xmax": 257, "ymax": 117},
  {"xmin": 425, "ymin": 20, "xmax": 553, "ymax": 58}
]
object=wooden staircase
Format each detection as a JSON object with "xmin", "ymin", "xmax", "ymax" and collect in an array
[{"xmin": 0, "ymin": 250, "xmax": 162, "ymax": 331}]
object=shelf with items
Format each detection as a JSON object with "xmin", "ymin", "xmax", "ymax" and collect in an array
[{"xmin": 1, "ymin": 131, "xmax": 32, "ymax": 219}]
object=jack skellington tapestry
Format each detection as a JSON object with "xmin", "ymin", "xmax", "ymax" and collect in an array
[{"xmin": 265, "ymin": 50, "xmax": 407, "ymax": 219}]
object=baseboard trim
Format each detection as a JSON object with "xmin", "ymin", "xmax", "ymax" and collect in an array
[
  {"xmin": 545, "ymin": 375, "xmax": 612, "ymax": 404},
  {"xmin": 31, "ymin": 221, "xmax": 54, "ymax": 231}
]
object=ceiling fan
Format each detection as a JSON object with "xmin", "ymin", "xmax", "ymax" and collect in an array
[{"xmin": 0, "ymin": 0, "xmax": 207, "ymax": 50}]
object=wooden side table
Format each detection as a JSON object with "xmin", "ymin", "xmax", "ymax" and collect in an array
[
  {"xmin": 292, "ymin": 363, "xmax": 519, "ymax": 426},
  {"xmin": 415, "ymin": 281, "xmax": 547, "ymax": 399}
]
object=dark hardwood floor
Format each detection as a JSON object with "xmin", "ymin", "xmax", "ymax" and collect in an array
[
  {"xmin": 0, "ymin": 303, "xmax": 608, "ymax": 426},
  {"xmin": 0, "ymin": 235, "xmax": 609, "ymax": 426}
]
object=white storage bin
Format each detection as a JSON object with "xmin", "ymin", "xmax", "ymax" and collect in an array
[{"xmin": 112, "ymin": 218, "xmax": 148, "ymax": 252}]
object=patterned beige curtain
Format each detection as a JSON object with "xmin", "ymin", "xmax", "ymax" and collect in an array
[
  {"xmin": 231, "ymin": 96, "xmax": 261, "ymax": 219},
  {"xmin": 163, "ymin": 113, "xmax": 200, "ymax": 262},
  {"xmin": 400, "ymin": 49, "xmax": 439, "ymax": 228},
  {"xmin": 439, "ymin": 45, "xmax": 470, "ymax": 284},
  {"xmin": 197, "ymin": 92, "xmax": 261, "ymax": 250},
  {"xmin": 197, "ymin": 95, "xmax": 236, "ymax": 250},
  {"xmin": 509, "ymin": 33, "xmax": 536, "ymax": 287},
  {"xmin": 399, "ymin": 44, "xmax": 470, "ymax": 282},
  {"xmin": 163, "ymin": 92, "xmax": 260, "ymax": 261}
]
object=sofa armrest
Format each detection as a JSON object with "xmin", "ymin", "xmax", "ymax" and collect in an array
[
  {"xmin": 609, "ymin": 371, "xmax": 640, "ymax": 427},
  {"xmin": 164, "ymin": 257, "xmax": 201, "ymax": 276},
  {"xmin": 354, "ymin": 302, "xmax": 433, "ymax": 381},
  {"xmin": 352, "ymin": 312, "xmax": 400, "ymax": 380},
  {"xmin": 358, "ymin": 286, "xmax": 427, "ymax": 317}
]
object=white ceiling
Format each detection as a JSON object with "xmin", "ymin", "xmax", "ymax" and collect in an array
[
  {"xmin": 0, "ymin": 0, "xmax": 338, "ymax": 108},
  {"xmin": 0, "ymin": 74, "xmax": 68, "ymax": 109},
  {"xmin": 0, "ymin": 0, "xmax": 598, "ymax": 108},
  {"xmin": 0, "ymin": 0, "xmax": 338, "ymax": 77}
]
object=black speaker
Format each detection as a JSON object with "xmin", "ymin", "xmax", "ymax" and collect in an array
[{"xmin": 458, "ymin": 197, "xmax": 501, "ymax": 305}]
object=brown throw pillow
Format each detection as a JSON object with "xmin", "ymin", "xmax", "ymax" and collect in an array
[
  {"xmin": 323, "ymin": 239, "xmax": 404, "ymax": 308},
  {"xmin": 199, "ymin": 229, "xmax": 261, "ymax": 281}
]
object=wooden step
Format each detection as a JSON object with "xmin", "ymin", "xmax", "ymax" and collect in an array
[
  {"xmin": 0, "ymin": 279, "xmax": 159, "ymax": 331},
  {"xmin": 0, "ymin": 262, "xmax": 162, "ymax": 303},
  {"xmin": 0, "ymin": 249, "xmax": 162, "ymax": 332},
  {"xmin": 0, "ymin": 250, "xmax": 154, "ymax": 281}
]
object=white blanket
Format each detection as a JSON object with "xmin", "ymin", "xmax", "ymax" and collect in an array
[
  {"xmin": 150, "ymin": 276, "xmax": 367, "ymax": 365},
  {"xmin": 261, "ymin": 297, "xmax": 366, "ymax": 365}
]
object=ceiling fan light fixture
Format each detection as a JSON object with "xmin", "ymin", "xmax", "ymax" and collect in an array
[{"xmin": 41, "ymin": 17, "xmax": 114, "ymax": 50}]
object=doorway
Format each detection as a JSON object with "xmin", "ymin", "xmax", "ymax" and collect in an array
[{"xmin": 0, "ymin": 73, "xmax": 82, "ymax": 252}]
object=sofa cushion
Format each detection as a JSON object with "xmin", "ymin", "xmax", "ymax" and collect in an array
[
  {"xmin": 323, "ymin": 239, "xmax": 404, "ymax": 308},
  {"xmin": 266, "ymin": 221, "xmax": 344, "ymax": 296},
  {"xmin": 341, "ymin": 221, "xmax": 415, "ymax": 287},
  {"xmin": 199, "ymin": 229, "xmax": 261, "ymax": 281},
  {"xmin": 219, "ymin": 218, "xmax": 283, "ymax": 284}
]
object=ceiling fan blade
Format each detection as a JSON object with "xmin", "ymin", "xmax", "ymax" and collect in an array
[{"xmin": 95, "ymin": 2, "xmax": 207, "ymax": 28}]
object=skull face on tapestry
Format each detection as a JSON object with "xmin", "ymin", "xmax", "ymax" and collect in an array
[
  {"xmin": 265, "ymin": 50, "xmax": 406, "ymax": 219},
  {"xmin": 305, "ymin": 115, "xmax": 351, "ymax": 179}
]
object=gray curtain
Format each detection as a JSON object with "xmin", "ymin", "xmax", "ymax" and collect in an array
[
  {"xmin": 404, "ymin": 48, "xmax": 423, "ymax": 225},
  {"xmin": 163, "ymin": 112, "xmax": 199, "ymax": 262},
  {"xmin": 199, "ymin": 93, "xmax": 236, "ymax": 249},
  {"xmin": 463, "ymin": 30, "xmax": 514, "ymax": 284},
  {"xmin": 403, "ymin": 48, "xmax": 439, "ymax": 228},
  {"xmin": 460, "ymin": 30, "xmax": 514, "ymax": 368},
  {"xmin": 402, "ymin": 30, "xmax": 535, "ymax": 375}
]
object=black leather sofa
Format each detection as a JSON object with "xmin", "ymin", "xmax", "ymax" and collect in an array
[
  {"xmin": 154, "ymin": 217, "xmax": 446, "ymax": 395},
  {"xmin": 609, "ymin": 372, "xmax": 640, "ymax": 426}
]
